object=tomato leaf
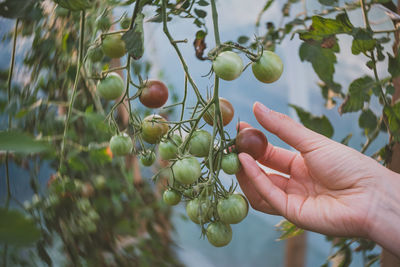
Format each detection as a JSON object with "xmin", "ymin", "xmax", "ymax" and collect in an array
[
  {"xmin": 0, "ymin": 131, "xmax": 50, "ymax": 154},
  {"xmin": 197, "ymin": 0, "xmax": 209, "ymax": 6},
  {"xmin": 388, "ymin": 51, "xmax": 400, "ymax": 78},
  {"xmin": 318, "ymin": 0, "xmax": 338, "ymax": 6},
  {"xmin": 358, "ymin": 109, "xmax": 378, "ymax": 132},
  {"xmin": 384, "ymin": 102, "xmax": 400, "ymax": 141},
  {"xmin": 275, "ymin": 220, "xmax": 304, "ymax": 241},
  {"xmin": 338, "ymin": 76, "xmax": 374, "ymax": 114},
  {"xmin": 122, "ymin": 13, "xmax": 145, "ymax": 60},
  {"xmin": 299, "ymin": 42, "xmax": 341, "ymax": 93},
  {"xmin": 351, "ymin": 28, "xmax": 376, "ymax": 55},
  {"xmin": 194, "ymin": 8, "xmax": 207, "ymax": 18},
  {"xmin": 289, "ymin": 104, "xmax": 334, "ymax": 138},
  {"xmin": 0, "ymin": 208, "xmax": 41, "ymax": 246}
]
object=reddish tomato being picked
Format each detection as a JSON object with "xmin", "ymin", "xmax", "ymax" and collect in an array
[
  {"xmin": 203, "ymin": 97, "xmax": 234, "ymax": 126},
  {"xmin": 139, "ymin": 80, "xmax": 169, "ymax": 108},
  {"xmin": 235, "ymin": 128, "xmax": 268, "ymax": 160}
]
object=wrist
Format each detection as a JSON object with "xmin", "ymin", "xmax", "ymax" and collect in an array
[{"xmin": 367, "ymin": 169, "xmax": 400, "ymax": 257}]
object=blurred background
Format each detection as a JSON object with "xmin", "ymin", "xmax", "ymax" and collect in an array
[{"xmin": 0, "ymin": 0, "xmax": 393, "ymax": 265}]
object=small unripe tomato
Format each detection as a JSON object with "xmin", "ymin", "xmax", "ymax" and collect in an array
[
  {"xmin": 96, "ymin": 16, "xmax": 111, "ymax": 32},
  {"xmin": 139, "ymin": 80, "xmax": 169, "ymax": 108},
  {"xmin": 235, "ymin": 128, "xmax": 268, "ymax": 160},
  {"xmin": 102, "ymin": 34, "xmax": 126, "ymax": 59},
  {"xmin": 212, "ymin": 51, "xmax": 243, "ymax": 81},
  {"xmin": 97, "ymin": 72, "xmax": 124, "ymax": 100},
  {"xmin": 120, "ymin": 17, "xmax": 131, "ymax": 29},
  {"xmin": 141, "ymin": 115, "xmax": 169, "ymax": 144},
  {"xmin": 203, "ymin": 97, "xmax": 234, "ymax": 126},
  {"xmin": 187, "ymin": 130, "xmax": 212, "ymax": 157},
  {"xmin": 140, "ymin": 151, "xmax": 156, "ymax": 166},
  {"xmin": 221, "ymin": 153, "xmax": 240, "ymax": 175},
  {"xmin": 186, "ymin": 198, "xmax": 212, "ymax": 224},
  {"xmin": 109, "ymin": 133, "xmax": 133, "ymax": 156},
  {"xmin": 217, "ymin": 194, "xmax": 248, "ymax": 224},
  {"xmin": 172, "ymin": 157, "xmax": 201, "ymax": 185},
  {"xmin": 252, "ymin": 50, "xmax": 283, "ymax": 83},
  {"xmin": 163, "ymin": 189, "xmax": 181, "ymax": 205},
  {"xmin": 158, "ymin": 134, "xmax": 182, "ymax": 160},
  {"xmin": 87, "ymin": 46, "xmax": 104, "ymax": 62},
  {"xmin": 206, "ymin": 222, "xmax": 232, "ymax": 247}
]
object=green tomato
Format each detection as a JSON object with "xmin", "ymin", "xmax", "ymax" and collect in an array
[
  {"xmin": 252, "ymin": 50, "xmax": 283, "ymax": 83},
  {"xmin": 120, "ymin": 17, "xmax": 131, "ymax": 29},
  {"xmin": 163, "ymin": 189, "xmax": 181, "ymax": 205},
  {"xmin": 140, "ymin": 151, "xmax": 156, "ymax": 166},
  {"xmin": 141, "ymin": 115, "xmax": 169, "ymax": 144},
  {"xmin": 187, "ymin": 130, "xmax": 212, "ymax": 157},
  {"xmin": 206, "ymin": 222, "xmax": 232, "ymax": 247},
  {"xmin": 186, "ymin": 198, "xmax": 212, "ymax": 224},
  {"xmin": 221, "ymin": 153, "xmax": 240, "ymax": 175},
  {"xmin": 158, "ymin": 134, "xmax": 182, "ymax": 160},
  {"xmin": 102, "ymin": 34, "xmax": 126, "ymax": 59},
  {"xmin": 212, "ymin": 51, "xmax": 243, "ymax": 81},
  {"xmin": 217, "ymin": 194, "xmax": 248, "ymax": 224},
  {"xmin": 87, "ymin": 46, "xmax": 104, "ymax": 62},
  {"xmin": 172, "ymin": 157, "xmax": 201, "ymax": 185},
  {"xmin": 109, "ymin": 134, "xmax": 133, "ymax": 156},
  {"xmin": 96, "ymin": 16, "xmax": 111, "ymax": 32},
  {"xmin": 97, "ymin": 72, "xmax": 124, "ymax": 100}
]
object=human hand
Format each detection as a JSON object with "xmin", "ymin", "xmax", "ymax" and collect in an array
[{"xmin": 236, "ymin": 102, "xmax": 400, "ymax": 256}]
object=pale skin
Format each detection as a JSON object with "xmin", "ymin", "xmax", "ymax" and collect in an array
[{"xmin": 236, "ymin": 102, "xmax": 400, "ymax": 257}]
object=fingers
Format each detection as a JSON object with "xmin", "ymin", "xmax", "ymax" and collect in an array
[
  {"xmin": 237, "ymin": 121, "xmax": 252, "ymax": 131},
  {"xmin": 239, "ymin": 153, "xmax": 288, "ymax": 216},
  {"xmin": 236, "ymin": 168, "xmax": 279, "ymax": 215},
  {"xmin": 253, "ymin": 102, "xmax": 329, "ymax": 153},
  {"xmin": 258, "ymin": 143, "xmax": 299, "ymax": 175}
]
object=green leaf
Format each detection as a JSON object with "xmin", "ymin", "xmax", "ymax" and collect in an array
[
  {"xmin": 237, "ymin": 35, "xmax": 249, "ymax": 44},
  {"xmin": 299, "ymin": 13, "xmax": 353, "ymax": 41},
  {"xmin": 359, "ymin": 109, "xmax": 378, "ymax": 132},
  {"xmin": 289, "ymin": 104, "xmax": 334, "ymax": 138},
  {"xmin": 299, "ymin": 42, "xmax": 341, "ymax": 92},
  {"xmin": 338, "ymin": 76, "xmax": 374, "ymax": 113},
  {"xmin": 275, "ymin": 220, "xmax": 304, "ymax": 241},
  {"xmin": 384, "ymin": 102, "xmax": 400, "ymax": 141},
  {"xmin": 388, "ymin": 52, "xmax": 400, "ymax": 77},
  {"xmin": 122, "ymin": 13, "xmax": 145, "ymax": 60},
  {"xmin": 194, "ymin": 8, "xmax": 207, "ymax": 18},
  {"xmin": 318, "ymin": 0, "xmax": 338, "ymax": 6},
  {"xmin": 0, "ymin": 0, "xmax": 39, "ymax": 19},
  {"xmin": 0, "ymin": 131, "xmax": 50, "ymax": 154},
  {"xmin": 197, "ymin": 0, "xmax": 209, "ymax": 6},
  {"xmin": 351, "ymin": 28, "xmax": 376, "ymax": 55},
  {"xmin": 0, "ymin": 208, "xmax": 41, "ymax": 246}
]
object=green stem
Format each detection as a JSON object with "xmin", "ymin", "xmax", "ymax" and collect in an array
[
  {"xmin": 210, "ymin": 0, "xmax": 220, "ymax": 46},
  {"xmin": 59, "ymin": 10, "xmax": 86, "ymax": 172}
]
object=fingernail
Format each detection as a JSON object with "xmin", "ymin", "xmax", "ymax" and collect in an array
[{"xmin": 254, "ymin": 102, "xmax": 270, "ymax": 113}]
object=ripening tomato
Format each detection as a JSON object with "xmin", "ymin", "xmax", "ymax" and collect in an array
[
  {"xmin": 109, "ymin": 134, "xmax": 133, "ymax": 156},
  {"xmin": 172, "ymin": 157, "xmax": 201, "ymax": 185},
  {"xmin": 187, "ymin": 130, "xmax": 212, "ymax": 157},
  {"xmin": 186, "ymin": 198, "xmax": 212, "ymax": 224},
  {"xmin": 203, "ymin": 97, "xmax": 234, "ymax": 126},
  {"xmin": 221, "ymin": 153, "xmax": 240, "ymax": 175},
  {"xmin": 141, "ymin": 114, "xmax": 169, "ymax": 144},
  {"xmin": 206, "ymin": 222, "xmax": 232, "ymax": 247},
  {"xmin": 158, "ymin": 134, "xmax": 182, "ymax": 160},
  {"xmin": 102, "ymin": 34, "xmax": 126, "ymax": 59},
  {"xmin": 163, "ymin": 189, "xmax": 181, "ymax": 205},
  {"xmin": 235, "ymin": 128, "xmax": 268, "ymax": 160},
  {"xmin": 139, "ymin": 80, "xmax": 169, "ymax": 108},
  {"xmin": 212, "ymin": 51, "xmax": 243, "ymax": 81},
  {"xmin": 217, "ymin": 194, "xmax": 248, "ymax": 224},
  {"xmin": 97, "ymin": 72, "xmax": 124, "ymax": 100},
  {"xmin": 140, "ymin": 151, "xmax": 156, "ymax": 166},
  {"xmin": 252, "ymin": 50, "xmax": 283, "ymax": 83}
]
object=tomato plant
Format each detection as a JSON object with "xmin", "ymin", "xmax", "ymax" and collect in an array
[
  {"xmin": 186, "ymin": 198, "xmax": 212, "ymax": 224},
  {"xmin": 87, "ymin": 46, "xmax": 104, "ymax": 62},
  {"xmin": 101, "ymin": 34, "xmax": 126, "ymax": 58},
  {"xmin": 120, "ymin": 16, "xmax": 131, "ymax": 29},
  {"xmin": 172, "ymin": 157, "xmax": 201, "ymax": 185},
  {"xmin": 96, "ymin": 15, "xmax": 111, "ymax": 32},
  {"xmin": 140, "ymin": 151, "xmax": 156, "ymax": 166},
  {"xmin": 212, "ymin": 51, "xmax": 243, "ymax": 81},
  {"xmin": 163, "ymin": 189, "xmax": 181, "ymax": 205},
  {"xmin": 96, "ymin": 72, "xmax": 125, "ymax": 100},
  {"xmin": 217, "ymin": 194, "xmax": 248, "ymax": 224},
  {"xmin": 187, "ymin": 130, "xmax": 212, "ymax": 157},
  {"xmin": 139, "ymin": 80, "xmax": 169, "ymax": 108},
  {"xmin": 236, "ymin": 128, "xmax": 268, "ymax": 160},
  {"xmin": 252, "ymin": 50, "xmax": 283, "ymax": 83},
  {"xmin": 158, "ymin": 134, "xmax": 182, "ymax": 160},
  {"xmin": 203, "ymin": 97, "xmax": 234, "ymax": 126},
  {"xmin": 109, "ymin": 134, "xmax": 133, "ymax": 156},
  {"xmin": 206, "ymin": 222, "xmax": 232, "ymax": 247},
  {"xmin": 141, "ymin": 114, "xmax": 169, "ymax": 144},
  {"xmin": 221, "ymin": 153, "xmax": 240, "ymax": 175}
]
